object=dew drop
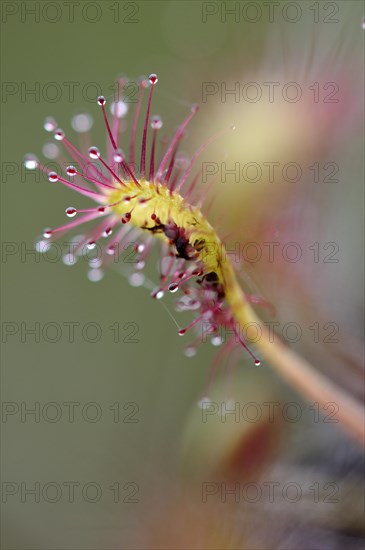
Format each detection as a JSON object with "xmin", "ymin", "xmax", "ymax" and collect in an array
[
  {"xmin": 149, "ymin": 73, "xmax": 158, "ymax": 85},
  {"xmin": 151, "ymin": 115, "xmax": 163, "ymax": 130},
  {"xmin": 110, "ymin": 101, "xmax": 128, "ymax": 118},
  {"xmin": 168, "ymin": 282, "xmax": 179, "ymax": 293},
  {"xmin": 24, "ymin": 154, "xmax": 39, "ymax": 170},
  {"xmin": 71, "ymin": 113, "xmax": 93, "ymax": 133},
  {"xmin": 48, "ymin": 172, "xmax": 58, "ymax": 183},
  {"xmin": 54, "ymin": 129, "xmax": 65, "ymax": 141},
  {"xmin": 87, "ymin": 268, "xmax": 104, "ymax": 282},
  {"xmin": 97, "ymin": 95, "xmax": 106, "ymax": 106},
  {"xmin": 128, "ymin": 272, "xmax": 145, "ymax": 287},
  {"xmin": 66, "ymin": 165, "xmax": 77, "ymax": 176},
  {"xmin": 65, "ymin": 207, "xmax": 77, "ymax": 218},
  {"xmin": 44, "ymin": 116, "xmax": 57, "ymax": 132},
  {"xmin": 88, "ymin": 146, "xmax": 100, "ymax": 159}
]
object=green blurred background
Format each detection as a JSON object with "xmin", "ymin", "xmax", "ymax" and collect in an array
[{"xmin": 1, "ymin": 1, "xmax": 364, "ymax": 548}]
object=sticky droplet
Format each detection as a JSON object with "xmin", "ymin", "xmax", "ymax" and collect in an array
[
  {"xmin": 54, "ymin": 129, "xmax": 65, "ymax": 141},
  {"xmin": 198, "ymin": 396, "xmax": 211, "ymax": 409},
  {"xmin": 65, "ymin": 207, "xmax": 77, "ymax": 218},
  {"xmin": 42, "ymin": 143, "xmax": 59, "ymax": 160},
  {"xmin": 35, "ymin": 240, "xmax": 51, "ymax": 253},
  {"xmin": 184, "ymin": 346, "xmax": 197, "ymax": 358},
  {"xmin": 151, "ymin": 115, "xmax": 163, "ymax": 130},
  {"xmin": 152, "ymin": 289, "xmax": 164, "ymax": 300},
  {"xmin": 113, "ymin": 149, "xmax": 124, "ymax": 163},
  {"xmin": 102, "ymin": 227, "xmax": 113, "ymax": 237},
  {"xmin": 211, "ymin": 336, "xmax": 223, "ymax": 347},
  {"xmin": 66, "ymin": 166, "xmax": 77, "ymax": 176},
  {"xmin": 71, "ymin": 113, "xmax": 93, "ymax": 133},
  {"xmin": 24, "ymin": 154, "xmax": 39, "ymax": 170},
  {"xmin": 63, "ymin": 253, "xmax": 77, "ymax": 266},
  {"xmin": 110, "ymin": 101, "xmax": 128, "ymax": 118},
  {"xmin": 44, "ymin": 117, "xmax": 57, "ymax": 132},
  {"xmin": 87, "ymin": 268, "xmax": 104, "ymax": 282},
  {"xmin": 129, "ymin": 273, "xmax": 145, "ymax": 287},
  {"xmin": 88, "ymin": 146, "xmax": 100, "ymax": 159},
  {"xmin": 48, "ymin": 172, "xmax": 58, "ymax": 183}
]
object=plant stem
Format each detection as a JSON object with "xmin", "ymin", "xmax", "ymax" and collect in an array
[{"xmin": 226, "ymin": 267, "xmax": 365, "ymax": 446}]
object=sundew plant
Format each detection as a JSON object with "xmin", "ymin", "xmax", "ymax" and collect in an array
[{"xmin": 25, "ymin": 72, "xmax": 364, "ymax": 447}]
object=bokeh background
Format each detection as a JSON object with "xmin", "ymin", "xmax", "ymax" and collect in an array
[{"xmin": 1, "ymin": 1, "xmax": 364, "ymax": 549}]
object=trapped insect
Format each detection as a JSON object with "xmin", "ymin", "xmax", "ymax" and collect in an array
[
  {"xmin": 25, "ymin": 73, "xmax": 262, "ymax": 365},
  {"xmin": 24, "ymin": 73, "xmax": 365, "ymax": 445}
]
